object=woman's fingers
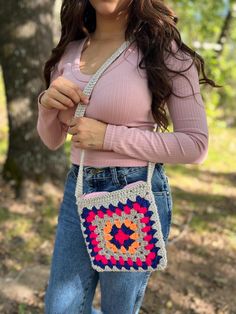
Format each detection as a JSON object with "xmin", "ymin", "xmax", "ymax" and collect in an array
[
  {"xmin": 42, "ymin": 76, "xmax": 89, "ymax": 110},
  {"xmin": 47, "ymin": 98, "xmax": 68, "ymax": 111},
  {"xmin": 67, "ymin": 117, "xmax": 81, "ymax": 134},
  {"xmin": 50, "ymin": 88, "xmax": 75, "ymax": 108},
  {"xmin": 52, "ymin": 77, "xmax": 89, "ymax": 105},
  {"xmin": 71, "ymin": 133, "xmax": 80, "ymax": 143}
]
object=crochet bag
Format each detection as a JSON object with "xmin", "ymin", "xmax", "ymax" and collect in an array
[{"xmin": 73, "ymin": 37, "xmax": 167, "ymax": 272}]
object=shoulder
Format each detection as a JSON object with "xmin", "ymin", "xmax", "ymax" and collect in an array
[
  {"xmin": 59, "ymin": 40, "xmax": 81, "ymax": 66},
  {"xmin": 164, "ymin": 39, "xmax": 196, "ymax": 73},
  {"xmin": 50, "ymin": 39, "xmax": 82, "ymax": 82},
  {"xmin": 164, "ymin": 40, "xmax": 201, "ymax": 95}
]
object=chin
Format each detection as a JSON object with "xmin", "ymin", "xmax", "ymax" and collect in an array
[{"xmin": 89, "ymin": 0, "xmax": 128, "ymax": 16}]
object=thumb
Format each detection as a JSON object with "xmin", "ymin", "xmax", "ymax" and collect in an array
[{"xmin": 77, "ymin": 88, "xmax": 89, "ymax": 104}]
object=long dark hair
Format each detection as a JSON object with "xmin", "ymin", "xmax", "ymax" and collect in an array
[{"xmin": 43, "ymin": 0, "xmax": 219, "ymax": 131}]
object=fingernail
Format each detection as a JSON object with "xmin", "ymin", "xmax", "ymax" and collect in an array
[{"xmin": 84, "ymin": 98, "xmax": 89, "ymax": 104}]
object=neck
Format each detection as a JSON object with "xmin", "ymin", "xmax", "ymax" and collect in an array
[{"xmin": 91, "ymin": 11, "xmax": 129, "ymax": 41}]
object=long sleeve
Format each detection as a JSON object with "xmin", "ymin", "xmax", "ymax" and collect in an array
[
  {"xmin": 36, "ymin": 57, "xmax": 69, "ymax": 150},
  {"xmin": 103, "ymin": 45, "xmax": 209, "ymax": 164}
]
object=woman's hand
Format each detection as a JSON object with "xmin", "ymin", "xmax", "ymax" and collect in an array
[
  {"xmin": 40, "ymin": 76, "xmax": 89, "ymax": 110},
  {"xmin": 67, "ymin": 117, "xmax": 108, "ymax": 150}
]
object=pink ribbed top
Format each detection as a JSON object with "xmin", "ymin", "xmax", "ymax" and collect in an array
[{"xmin": 37, "ymin": 36, "xmax": 209, "ymax": 166}]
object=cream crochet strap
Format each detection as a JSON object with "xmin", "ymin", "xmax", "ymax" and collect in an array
[{"xmin": 73, "ymin": 36, "xmax": 156, "ymax": 198}]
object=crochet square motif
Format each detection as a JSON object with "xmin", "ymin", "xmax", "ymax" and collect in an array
[{"xmin": 81, "ymin": 195, "xmax": 164, "ymax": 271}]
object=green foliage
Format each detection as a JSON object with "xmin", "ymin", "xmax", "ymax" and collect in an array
[{"xmin": 169, "ymin": 1, "xmax": 236, "ymax": 126}]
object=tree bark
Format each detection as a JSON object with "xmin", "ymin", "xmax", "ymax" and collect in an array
[
  {"xmin": 215, "ymin": 8, "xmax": 233, "ymax": 55},
  {"xmin": 0, "ymin": 0, "xmax": 68, "ymax": 193}
]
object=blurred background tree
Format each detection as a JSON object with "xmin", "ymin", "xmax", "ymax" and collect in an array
[{"xmin": 0, "ymin": 0, "xmax": 68, "ymax": 195}]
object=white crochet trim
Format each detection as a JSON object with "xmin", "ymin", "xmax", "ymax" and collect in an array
[{"xmin": 77, "ymin": 181, "xmax": 146, "ymax": 208}]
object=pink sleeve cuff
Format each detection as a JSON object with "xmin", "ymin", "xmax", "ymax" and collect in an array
[
  {"xmin": 103, "ymin": 124, "xmax": 117, "ymax": 151},
  {"xmin": 37, "ymin": 90, "xmax": 69, "ymax": 132},
  {"xmin": 37, "ymin": 90, "xmax": 59, "ymax": 116}
]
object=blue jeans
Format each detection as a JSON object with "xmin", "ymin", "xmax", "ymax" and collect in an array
[{"xmin": 45, "ymin": 163, "xmax": 173, "ymax": 314}]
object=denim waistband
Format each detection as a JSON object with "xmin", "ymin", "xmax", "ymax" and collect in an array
[
  {"xmin": 71, "ymin": 162, "xmax": 164, "ymax": 177},
  {"xmin": 72, "ymin": 163, "xmax": 163, "ymax": 170}
]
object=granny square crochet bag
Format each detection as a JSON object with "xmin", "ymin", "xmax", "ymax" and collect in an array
[{"xmin": 73, "ymin": 37, "xmax": 167, "ymax": 272}]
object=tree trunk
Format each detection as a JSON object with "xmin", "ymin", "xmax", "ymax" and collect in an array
[
  {"xmin": 0, "ymin": 0, "xmax": 68, "ymax": 193},
  {"xmin": 215, "ymin": 8, "xmax": 233, "ymax": 56}
]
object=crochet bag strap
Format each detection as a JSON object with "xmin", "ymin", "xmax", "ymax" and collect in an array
[{"xmin": 73, "ymin": 36, "xmax": 156, "ymax": 199}]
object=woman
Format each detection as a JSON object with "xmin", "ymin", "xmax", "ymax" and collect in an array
[{"xmin": 37, "ymin": 1, "xmax": 217, "ymax": 313}]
